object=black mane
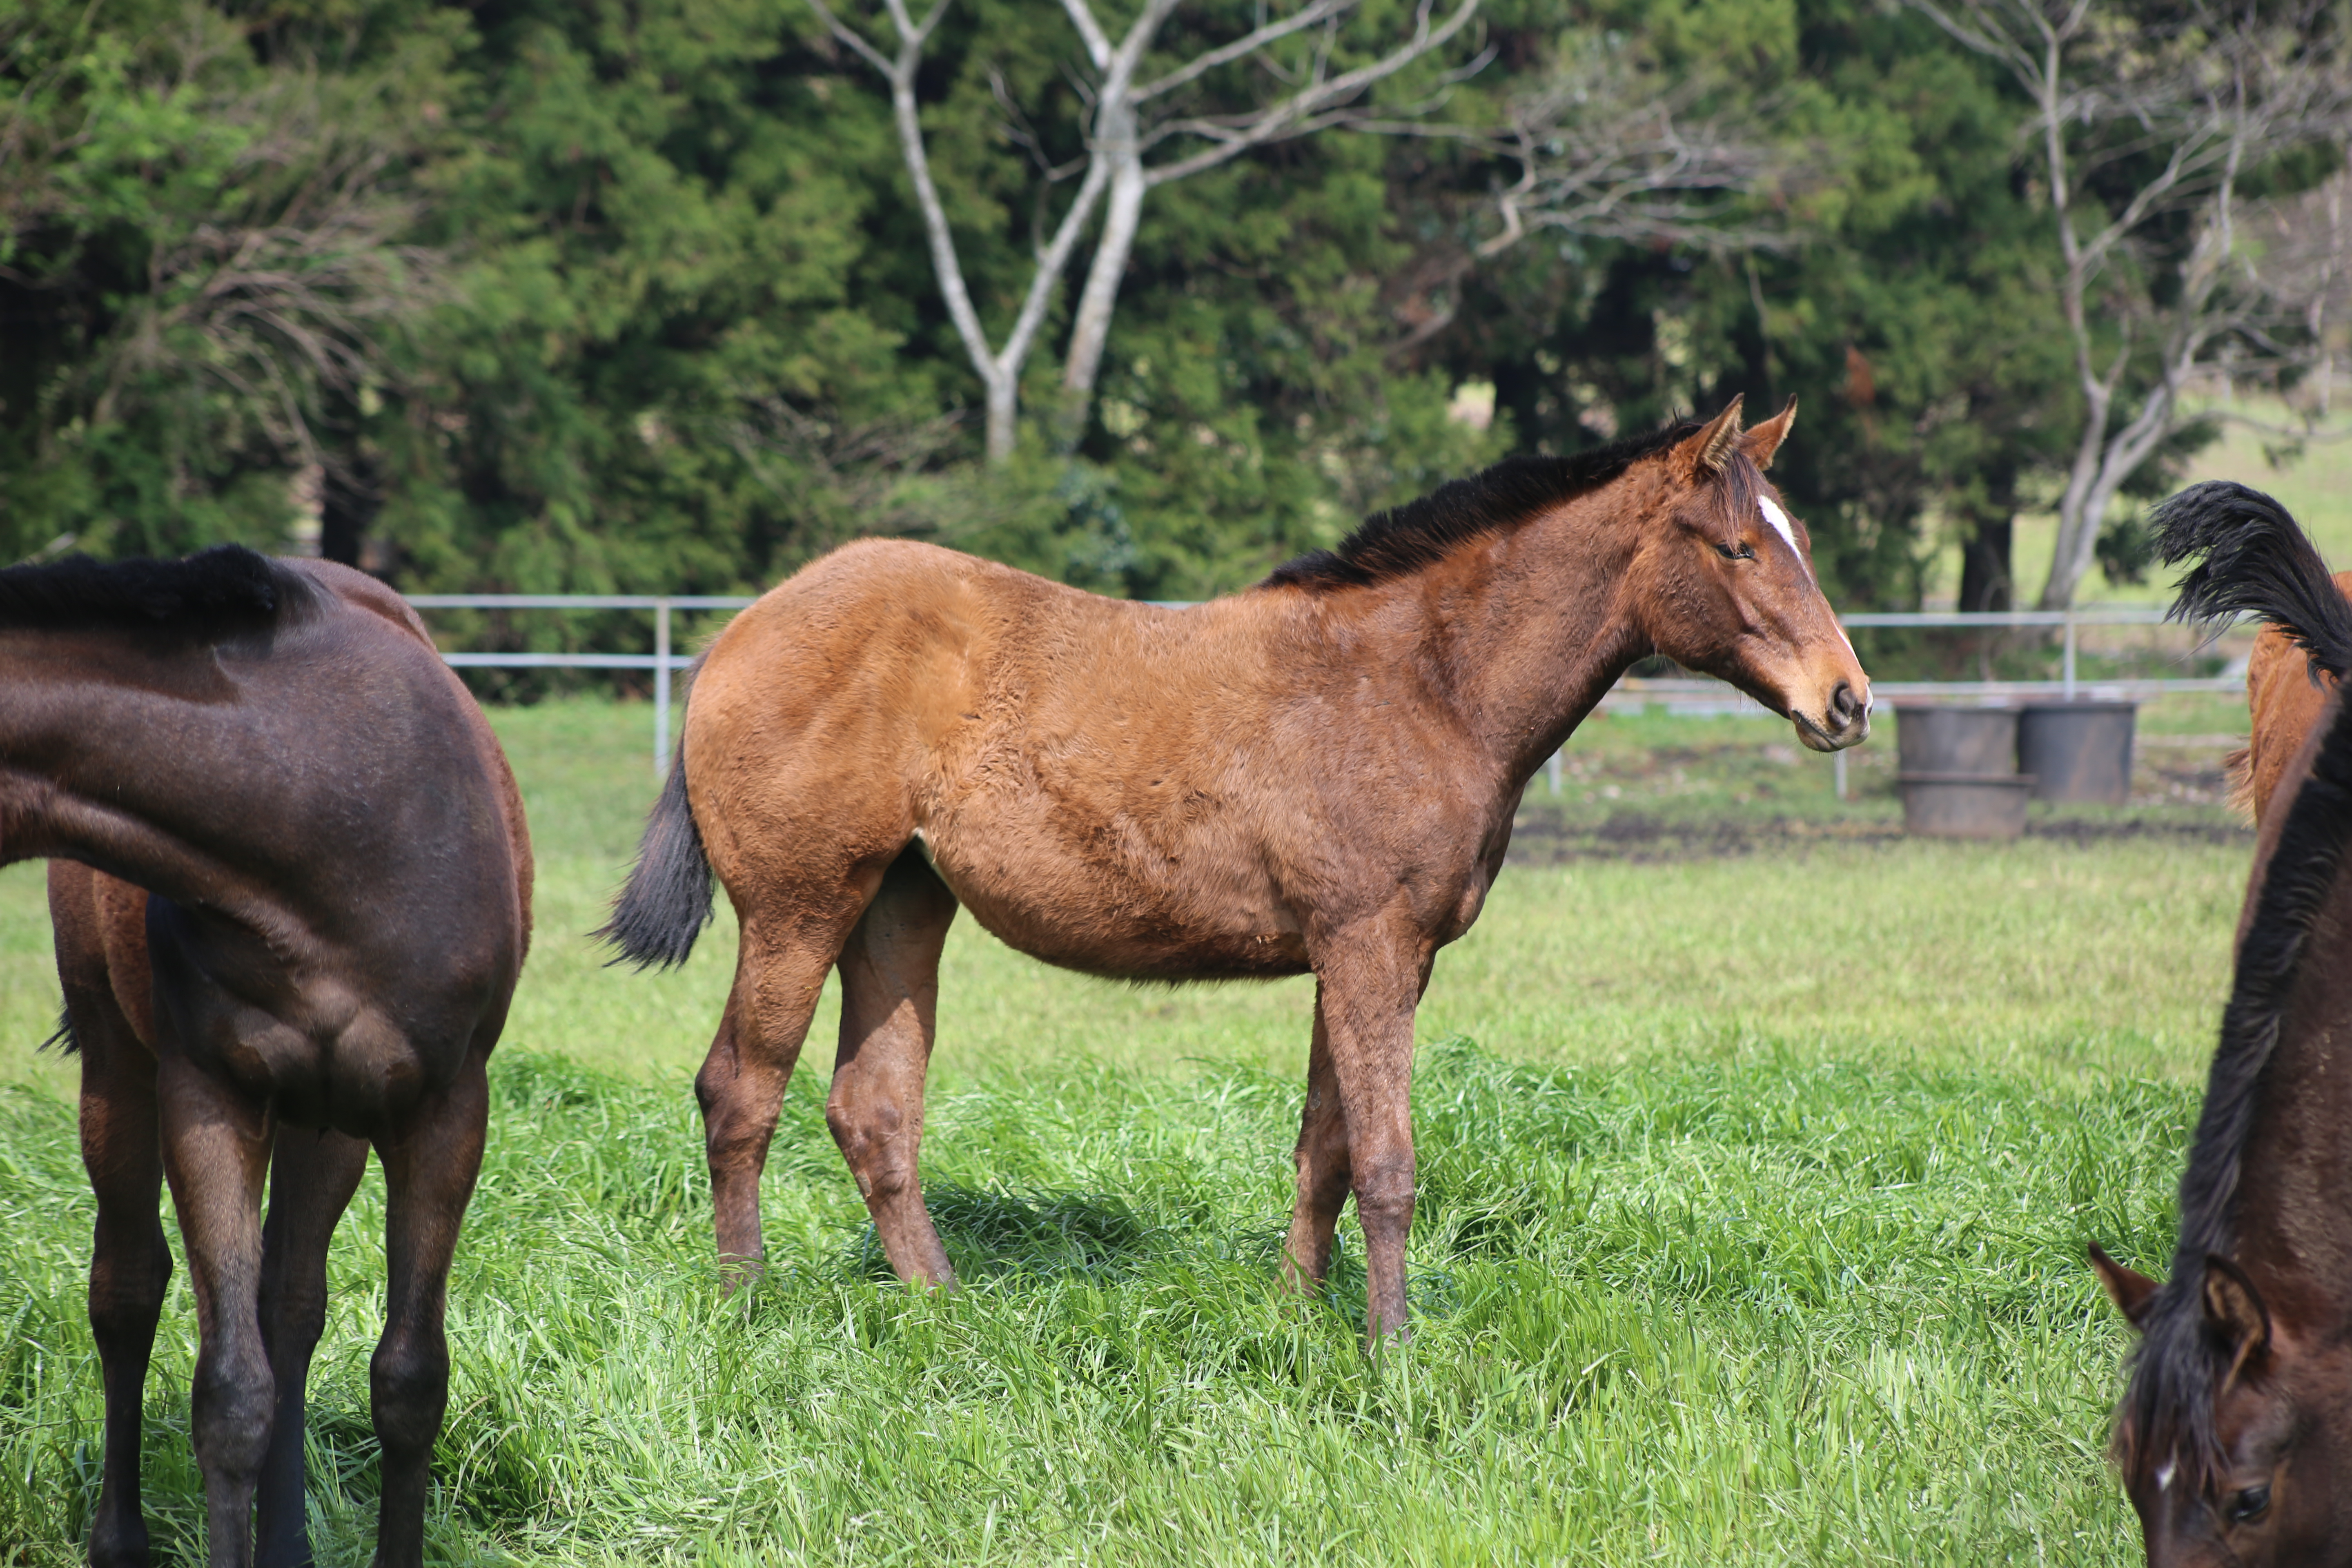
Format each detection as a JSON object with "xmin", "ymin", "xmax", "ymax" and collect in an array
[
  {"xmin": 1262, "ymin": 420, "xmax": 1704, "ymax": 590},
  {"xmin": 2122, "ymin": 681, "xmax": 2352, "ymax": 1491},
  {"xmin": 0, "ymin": 545, "xmax": 293, "ymax": 633}
]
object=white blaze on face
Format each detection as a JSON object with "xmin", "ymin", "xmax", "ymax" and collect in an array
[{"xmin": 1758, "ymin": 495, "xmax": 1807, "ymax": 575}]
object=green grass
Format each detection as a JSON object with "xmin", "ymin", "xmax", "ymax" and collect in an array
[{"xmin": 0, "ymin": 697, "xmax": 2256, "ymax": 1564}]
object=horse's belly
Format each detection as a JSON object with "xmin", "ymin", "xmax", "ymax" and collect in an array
[{"xmin": 917, "ymin": 828, "xmax": 1309, "ymax": 981}]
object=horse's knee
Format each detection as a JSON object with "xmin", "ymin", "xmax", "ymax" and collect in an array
[
  {"xmin": 1350, "ymin": 1150, "xmax": 1417, "ymax": 1227},
  {"xmin": 370, "ymin": 1332, "xmax": 450, "ymax": 1458},
  {"xmin": 826, "ymin": 1098, "xmax": 913, "ymax": 1198}
]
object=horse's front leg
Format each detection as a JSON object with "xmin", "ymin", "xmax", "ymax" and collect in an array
[
  {"xmin": 368, "ymin": 1051, "xmax": 488, "ymax": 1568},
  {"xmin": 156, "ymin": 1057, "xmax": 276, "ymax": 1568},
  {"xmin": 254, "ymin": 1128, "xmax": 370, "ymax": 1568},
  {"xmin": 1310, "ymin": 931, "xmax": 1433, "ymax": 1345}
]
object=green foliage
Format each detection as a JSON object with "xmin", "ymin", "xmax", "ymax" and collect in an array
[{"xmin": 0, "ymin": 0, "xmax": 2283, "ymax": 609}]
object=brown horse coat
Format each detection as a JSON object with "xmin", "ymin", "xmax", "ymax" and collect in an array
[
  {"xmin": 2227, "ymin": 569, "xmax": 2352, "ymax": 822},
  {"xmin": 610, "ymin": 400, "xmax": 1871, "ymax": 1341}
]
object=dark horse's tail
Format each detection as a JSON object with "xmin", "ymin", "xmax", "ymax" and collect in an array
[
  {"xmin": 597, "ymin": 671, "xmax": 715, "ymax": 970},
  {"xmin": 2154, "ymin": 480, "xmax": 2352, "ymax": 681}
]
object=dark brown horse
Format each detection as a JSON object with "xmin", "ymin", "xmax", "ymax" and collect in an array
[
  {"xmin": 606, "ymin": 398, "xmax": 1870, "ymax": 1342},
  {"xmin": 2090, "ymin": 486, "xmax": 2352, "ymax": 1562},
  {"xmin": 2, "ymin": 549, "xmax": 532, "ymax": 1568}
]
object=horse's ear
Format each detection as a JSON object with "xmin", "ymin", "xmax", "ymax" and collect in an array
[
  {"xmin": 1740, "ymin": 396, "xmax": 1797, "ymax": 470},
  {"xmin": 2089, "ymin": 1242, "xmax": 2159, "ymax": 1330},
  {"xmin": 2203, "ymin": 1254, "xmax": 2274, "ymax": 1391},
  {"xmin": 1672, "ymin": 396, "xmax": 1745, "ymax": 480}
]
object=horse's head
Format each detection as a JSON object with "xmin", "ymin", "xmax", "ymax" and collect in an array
[
  {"xmin": 1624, "ymin": 396, "xmax": 1870, "ymax": 752},
  {"xmin": 2093, "ymin": 1243, "xmax": 2352, "ymax": 1566}
]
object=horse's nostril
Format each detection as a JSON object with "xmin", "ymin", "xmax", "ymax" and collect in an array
[{"xmin": 1831, "ymin": 681, "xmax": 1861, "ymax": 724}]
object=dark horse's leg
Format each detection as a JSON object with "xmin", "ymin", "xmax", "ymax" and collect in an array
[
  {"xmin": 829, "ymin": 851, "xmax": 959, "ymax": 1287},
  {"xmin": 157, "ymin": 1056, "xmax": 276, "ymax": 1568},
  {"xmin": 66, "ymin": 978, "xmax": 172, "ymax": 1568},
  {"xmin": 368, "ymin": 1049, "xmax": 488, "ymax": 1568},
  {"xmin": 254, "ymin": 1129, "xmax": 369, "ymax": 1568},
  {"xmin": 1282, "ymin": 991, "xmax": 1352, "ymax": 1294},
  {"xmin": 696, "ymin": 912, "xmax": 861, "ymax": 1283},
  {"xmin": 1307, "ymin": 936, "xmax": 1431, "ymax": 1343}
]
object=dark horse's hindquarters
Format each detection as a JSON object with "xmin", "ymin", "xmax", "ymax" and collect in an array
[
  {"xmin": 609, "ymin": 399, "xmax": 1870, "ymax": 1347},
  {"xmin": 0, "ymin": 547, "xmax": 532, "ymax": 1568}
]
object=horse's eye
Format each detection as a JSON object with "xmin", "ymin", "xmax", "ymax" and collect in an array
[
  {"xmin": 2229, "ymin": 1483, "xmax": 2272, "ymax": 1524},
  {"xmin": 1714, "ymin": 541, "xmax": 1755, "ymax": 561}
]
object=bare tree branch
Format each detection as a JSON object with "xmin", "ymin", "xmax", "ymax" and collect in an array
[{"xmin": 1906, "ymin": 0, "xmax": 2352, "ymax": 606}]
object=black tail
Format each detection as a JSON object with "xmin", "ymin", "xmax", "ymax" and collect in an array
[
  {"xmin": 597, "ymin": 693, "xmax": 714, "ymax": 970},
  {"xmin": 41, "ymin": 1008, "xmax": 78, "ymax": 1056},
  {"xmin": 2154, "ymin": 480, "xmax": 2352, "ymax": 682}
]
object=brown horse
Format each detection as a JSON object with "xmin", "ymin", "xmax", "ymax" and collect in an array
[
  {"xmin": 2, "ymin": 549, "xmax": 532, "ymax": 1568},
  {"xmin": 606, "ymin": 397, "xmax": 1870, "ymax": 1342},
  {"xmin": 2152, "ymin": 481, "xmax": 2352, "ymax": 825},
  {"xmin": 2092, "ymin": 485, "xmax": 2352, "ymax": 1561}
]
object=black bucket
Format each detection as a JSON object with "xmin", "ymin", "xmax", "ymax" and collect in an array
[
  {"xmin": 2017, "ymin": 701, "xmax": 2137, "ymax": 805},
  {"xmin": 1894, "ymin": 704, "xmax": 2022, "ymax": 775},
  {"xmin": 1898, "ymin": 772, "xmax": 2036, "ymax": 839}
]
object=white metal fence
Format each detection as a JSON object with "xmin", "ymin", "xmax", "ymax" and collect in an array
[{"xmin": 403, "ymin": 595, "xmax": 2243, "ymax": 773}]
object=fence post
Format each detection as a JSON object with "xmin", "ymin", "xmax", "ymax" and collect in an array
[
  {"xmin": 2062, "ymin": 610, "xmax": 2078, "ymax": 699},
  {"xmin": 653, "ymin": 599, "xmax": 672, "ymax": 775}
]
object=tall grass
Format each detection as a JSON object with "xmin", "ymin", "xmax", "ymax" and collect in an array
[{"xmin": 0, "ymin": 698, "xmax": 2250, "ymax": 1564}]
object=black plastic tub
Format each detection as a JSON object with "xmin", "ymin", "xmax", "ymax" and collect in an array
[
  {"xmin": 1894, "ymin": 704, "xmax": 2022, "ymax": 775},
  {"xmin": 2017, "ymin": 700, "xmax": 2137, "ymax": 804},
  {"xmin": 1898, "ymin": 772, "xmax": 2036, "ymax": 839}
]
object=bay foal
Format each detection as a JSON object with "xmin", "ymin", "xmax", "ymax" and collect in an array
[
  {"xmin": 2, "ymin": 549, "xmax": 531, "ymax": 1568},
  {"xmin": 2093, "ymin": 486, "xmax": 2352, "ymax": 1561},
  {"xmin": 608, "ymin": 399, "xmax": 1870, "ymax": 1341}
]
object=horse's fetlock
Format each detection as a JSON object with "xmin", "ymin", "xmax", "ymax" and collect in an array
[{"xmin": 87, "ymin": 1499, "xmax": 152, "ymax": 1568}]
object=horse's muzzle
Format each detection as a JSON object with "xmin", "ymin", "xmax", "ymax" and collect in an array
[{"xmin": 1793, "ymin": 680, "xmax": 1871, "ymax": 752}]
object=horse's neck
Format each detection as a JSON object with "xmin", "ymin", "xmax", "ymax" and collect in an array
[
  {"xmin": 2237, "ymin": 868, "xmax": 2352, "ymax": 1326},
  {"xmin": 1402, "ymin": 505, "xmax": 1646, "ymax": 781}
]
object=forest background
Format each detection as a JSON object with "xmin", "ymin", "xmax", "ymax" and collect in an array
[{"xmin": 2, "ymin": 0, "xmax": 2347, "ymax": 646}]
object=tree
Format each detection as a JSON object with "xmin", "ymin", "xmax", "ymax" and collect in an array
[
  {"xmin": 1905, "ymin": 0, "xmax": 2352, "ymax": 606},
  {"xmin": 0, "ymin": 0, "xmax": 462, "ymax": 561},
  {"xmin": 803, "ymin": 0, "xmax": 1483, "ymax": 459}
]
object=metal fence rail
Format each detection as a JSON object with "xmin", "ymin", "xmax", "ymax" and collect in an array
[{"xmin": 400, "ymin": 594, "xmax": 2242, "ymax": 772}]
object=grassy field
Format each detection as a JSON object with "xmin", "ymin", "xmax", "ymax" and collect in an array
[{"xmin": 0, "ymin": 697, "xmax": 2257, "ymax": 1564}]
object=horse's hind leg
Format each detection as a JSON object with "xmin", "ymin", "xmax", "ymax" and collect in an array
[
  {"xmin": 829, "ymin": 851, "xmax": 959, "ymax": 1287},
  {"xmin": 368, "ymin": 1049, "xmax": 489, "ymax": 1568},
  {"xmin": 696, "ymin": 920, "xmax": 850, "ymax": 1281},
  {"xmin": 60, "ymin": 947, "xmax": 171, "ymax": 1568},
  {"xmin": 1282, "ymin": 992, "xmax": 1352, "ymax": 1294},
  {"xmin": 156, "ymin": 1056, "xmax": 276, "ymax": 1568},
  {"xmin": 254, "ymin": 1128, "xmax": 368, "ymax": 1568}
]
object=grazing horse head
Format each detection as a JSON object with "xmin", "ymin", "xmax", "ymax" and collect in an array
[
  {"xmin": 1625, "ymin": 396, "xmax": 1869, "ymax": 751},
  {"xmin": 2092, "ymin": 1245, "xmax": 2352, "ymax": 1566}
]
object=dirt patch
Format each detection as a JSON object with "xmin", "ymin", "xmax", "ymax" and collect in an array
[
  {"xmin": 1507, "ymin": 807, "xmax": 2254, "ymax": 865},
  {"xmin": 1507, "ymin": 810, "xmax": 1905, "ymax": 865}
]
